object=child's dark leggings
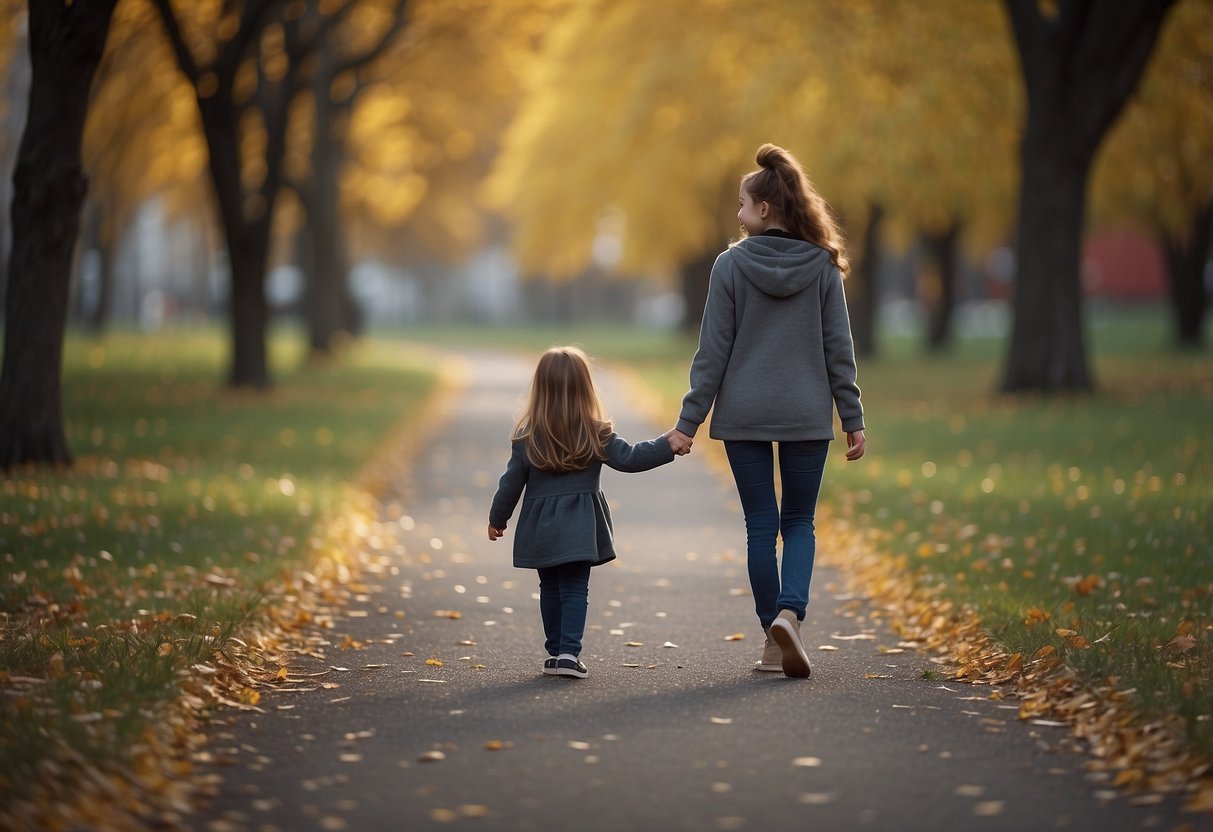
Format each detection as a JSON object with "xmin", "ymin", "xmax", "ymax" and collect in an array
[{"xmin": 536, "ymin": 561, "xmax": 592, "ymax": 657}]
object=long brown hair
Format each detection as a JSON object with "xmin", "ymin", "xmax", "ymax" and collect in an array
[
  {"xmin": 514, "ymin": 346, "xmax": 612, "ymax": 473},
  {"xmin": 740, "ymin": 143, "xmax": 850, "ymax": 275}
]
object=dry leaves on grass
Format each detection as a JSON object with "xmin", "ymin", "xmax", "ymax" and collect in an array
[{"xmin": 815, "ymin": 506, "xmax": 1213, "ymax": 813}]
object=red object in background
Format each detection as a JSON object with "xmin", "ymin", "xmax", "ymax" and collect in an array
[{"xmin": 1082, "ymin": 230, "xmax": 1167, "ymax": 299}]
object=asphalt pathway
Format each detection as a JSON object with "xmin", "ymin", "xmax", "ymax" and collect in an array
[{"xmin": 196, "ymin": 347, "xmax": 1192, "ymax": 832}]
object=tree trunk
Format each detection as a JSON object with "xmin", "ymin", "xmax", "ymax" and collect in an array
[
  {"xmin": 0, "ymin": 0, "xmax": 118, "ymax": 470},
  {"xmin": 1000, "ymin": 0, "xmax": 1176, "ymax": 392},
  {"xmin": 679, "ymin": 247, "xmax": 719, "ymax": 333},
  {"xmin": 1161, "ymin": 201, "xmax": 1212, "ymax": 349},
  {"xmin": 305, "ymin": 46, "xmax": 351, "ymax": 358},
  {"xmin": 847, "ymin": 204, "xmax": 883, "ymax": 359},
  {"xmin": 197, "ymin": 94, "xmax": 274, "ymax": 388},
  {"xmin": 923, "ymin": 221, "xmax": 961, "ymax": 352},
  {"xmin": 1002, "ymin": 117, "xmax": 1095, "ymax": 390}
]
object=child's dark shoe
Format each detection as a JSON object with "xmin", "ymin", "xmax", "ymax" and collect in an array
[
  {"xmin": 543, "ymin": 657, "xmax": 559, "ymax": 675},
  {"xmin": 555, "ymin": 655, "xmax": 588, "ymax": 678}
]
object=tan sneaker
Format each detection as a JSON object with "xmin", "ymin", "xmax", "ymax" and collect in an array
[
  {"xmin": 769, "ymin": 609, "xmax": 811, "ymax": 678},
  {"xmin": 754, "ymin": 629, "xmax": 782, "ymax": 672}
]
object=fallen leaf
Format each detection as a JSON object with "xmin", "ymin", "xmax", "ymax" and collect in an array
[
  {"xmin": 723, "ymin": 633, "xmax": 745, "ymax": 641},
  {"xmin": 799, "ymin": 792, "xmax": 836, "ymax": 805},
  {"xmin": 1165, "ymin": 635, "xmax": 1197, "ymax": 653},
  {"xmin": 484, "ymin": 740, "xmax": 512, "ymax": 751},
  {"xmin": 418, "ymin": 750, "xmax": 446, "ymax": 763},
  {"xmin": 426, "ymin": 658, "xmax": 444, "ymax": 667},
  {"xmin": 433, "ymin": 610, "xmax": 462, "ymax": 619},
  {"xmin": 792, "ymin": 757, "xmax": 821, "ymax": 767},
  {"xmin": 709, "ymin": 717, "xmax": 733, "ymax": 725},
  {"xmin": 662, "ymin": 641, "xmax": 678, "ymax": 648}
]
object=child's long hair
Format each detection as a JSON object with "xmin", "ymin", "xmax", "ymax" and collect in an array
[
  {"xmin": 514, "ymin": 346, "xmax": 612, "ymax": 473},
  {"xmin": 741, "ymin": 143, "xmax": 850, "ymax": 275}
]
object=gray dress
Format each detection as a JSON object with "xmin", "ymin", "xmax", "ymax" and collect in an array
[{"xmin": 489, "ymin": 433, "xmax": 675, "ymax": 569}]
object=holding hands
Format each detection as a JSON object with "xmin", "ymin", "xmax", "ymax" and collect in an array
[{"xmin": 665, "ymin": 429, "xmax": 694, "ymax": 456}]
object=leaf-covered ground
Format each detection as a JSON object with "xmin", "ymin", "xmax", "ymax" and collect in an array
[{"xmin": 0, "ymin": 331, "xmax": 443, "ymax": 829}]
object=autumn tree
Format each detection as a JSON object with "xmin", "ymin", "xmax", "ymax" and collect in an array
[
  {"xmin": 1000, "ymin": 0, "xmax": 1177, "ymax": 392},
  {"xmin": 489, "ymin": 1, "xmax": 1020, "ymax": 349},
  {"xmin": 0, "ymin": 0, "xmax": 119, "ymax": 469},
  {"xmin": 80, "ymin": 0, "xmax": 209, "ymax": 332},
  {"xmin": 488, "ymin": 0, "xmax": 781, "ymax": 326},
  {"xmin": 289, "ymin": 1, "xmax": 406, "ymax": 359},
  {"xmin": 1091, "ymin": 0, "xmax": 1213, "ymax": 349},
  {"xmin": 342, "ymin": 0, "xmax": 570, "ymax": 288}
]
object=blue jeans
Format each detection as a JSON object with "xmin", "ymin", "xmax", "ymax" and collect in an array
[
  {"xmin": 537, "ymin": 561, "xmax": 592, "ymax": 657},
  {"xmin": 724, "ymin": 439, "xmax": 829, "ymax": 630}
]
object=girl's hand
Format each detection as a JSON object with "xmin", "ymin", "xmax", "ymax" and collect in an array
[
  {"xmin": 488, "ymin": 525, "xmax": 505, "ymax": 540},
  {"xmin": 845, "ymin": 430, "xmax": 866, "ymax": 461},
  {"xmin": 665, "ymin": 429, "xmax": 694, "ymax": 456}
]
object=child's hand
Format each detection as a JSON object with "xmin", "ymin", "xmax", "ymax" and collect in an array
[
  {"xmin": 488, "ymin": 525, "xmax": 505, "ymax": 540},
  {"xmin": 665, "ymin": 429, "xmax": 694, "ymax": 456},
  {"xmin": 845, "ymin": 430, "xmax": 866, "ymax": 461}
]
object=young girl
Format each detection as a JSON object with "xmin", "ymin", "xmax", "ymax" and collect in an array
[
  {"xmin": 670, "ymin": 143, "xmax": 866, "ymax": 678},
  {"xmin": 488, "ymin": 346, "xmax": 689, "ymax": 678}
]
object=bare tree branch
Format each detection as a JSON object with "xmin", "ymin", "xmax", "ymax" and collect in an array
[
  {"xmin": 150, "ymin": 0, "xmax": 202, "ymax": 83},
  {"xmin": 334, "ymin": 0, "xmax": 408, "ymax": 77}
]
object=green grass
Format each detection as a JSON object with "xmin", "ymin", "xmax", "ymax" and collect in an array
[
  {"xmin": 0, "ymin": 328, "xmax": 437, "ymax": 794},
  {"xmin": 392, "ymin": 308, "xmax": 1213, "ymax": 755},
  {"xmin": 825, "ymin": 319, "xmax": 1213, "ymax": 754}
]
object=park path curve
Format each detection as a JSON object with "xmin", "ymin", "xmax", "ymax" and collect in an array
[{"xmin": 196, "ymin": 346, "xmax": 1189, "ymax": 832}]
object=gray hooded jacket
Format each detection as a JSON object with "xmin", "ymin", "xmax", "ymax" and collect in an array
[{"xmin": 676, "ymin": 234, "xmax": 864, "ymax": 441}]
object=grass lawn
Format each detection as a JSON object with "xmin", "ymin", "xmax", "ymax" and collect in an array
[
  {"xmin": 0, "ymin": 328, "xmax": 437, "ymax": 810},
  {"xmin": 394, "ymin": 306, "xmax": 1213, "ymax": 757}
]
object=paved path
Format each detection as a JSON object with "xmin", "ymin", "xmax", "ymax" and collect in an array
[{"xmin": 197, "ymin": 348, "xmax": 1190, "ymax": 831}]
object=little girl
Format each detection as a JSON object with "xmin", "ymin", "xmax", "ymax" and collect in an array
[{"xmin": 488, "ymin": 346, "xmax": 689, "ymax": 678}]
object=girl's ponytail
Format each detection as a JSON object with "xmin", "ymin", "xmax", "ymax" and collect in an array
[{"xmin": 743, "ymin": 144, "xmax": 850, "ymax": 276}]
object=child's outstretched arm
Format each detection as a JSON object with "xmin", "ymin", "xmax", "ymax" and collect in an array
[{"xmin": 604, "ymin": 433, "xmax": 676, "ymax": 473}]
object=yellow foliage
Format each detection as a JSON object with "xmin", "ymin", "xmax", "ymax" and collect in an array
[
  {"xmin": 488, "ymin": 0, "xmax": 1023, "ymax": 281},
  {"xmin": 1092, "ymin": 0, "xmax": 1213, "ymax": 236}
]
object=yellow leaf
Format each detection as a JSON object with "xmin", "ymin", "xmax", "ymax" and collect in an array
[
  {"xmin": 723, "ymin": 633, "xmax": 745, "ymax": 641},
  {"xmin": 276, "ymin": 666, "xmax": 289, "ymax": 680},
  {"xmin": 240, "ymin": 688, "xmax": 260, "ymax": 705},
  {"xmin": 426, "ymin": 658, "xmax": 444, "ymax": 667},
  {"xmin": 1113, "ymin": 769, "xmax": 1143, "ymax": 787},
  {"xmin": 1023, "ymin": 607, "xmax": 1051, "ymax": 625},
  {"xmin": 157, "ymin": 642, "xmax": 173, "ymax": 657}
]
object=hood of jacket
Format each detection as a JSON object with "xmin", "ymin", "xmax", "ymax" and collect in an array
[{"xmin": 728, "ymin": 235, "xmax": 833, "ymax": 298}]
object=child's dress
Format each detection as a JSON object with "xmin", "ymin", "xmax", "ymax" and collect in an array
[{"xmin": 489, "ymin": 433, "xmax": 674, "ymax": 568}]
